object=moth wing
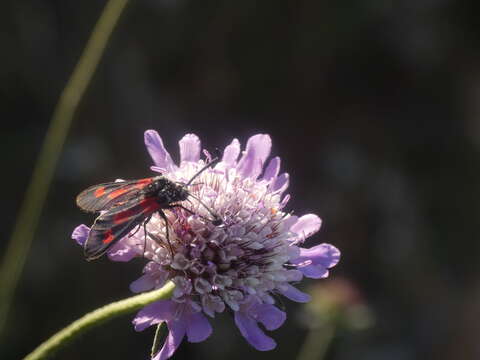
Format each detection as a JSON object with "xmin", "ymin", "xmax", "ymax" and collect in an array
[
  {"xmin": 84, "ymin": 197, "xmax": 160, "ymax": 260},
  {"xmin": 76, "ymin": 177, "xmax": 154, "ymax": 212}
]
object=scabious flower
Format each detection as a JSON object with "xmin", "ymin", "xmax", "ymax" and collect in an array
[{"xmin": 72, "ymin": 131, "xmax": 340, "ymax": 360}]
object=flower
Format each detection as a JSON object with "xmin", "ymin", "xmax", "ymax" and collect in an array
[{"xmin": 72, "ymin": 131, "xmax": 341, "ymax": 360}]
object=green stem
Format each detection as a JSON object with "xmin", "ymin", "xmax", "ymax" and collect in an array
[
  {"xmin": 296, "ymin": 322, "xmax": 336, "ymax": 360},
  {"xmin": 0, "ymin": 0, "xmax": 129, "ymax": 336},
  {"xmin": 23, "ymin": 282, "xmax": 175, "ymax": 360}
]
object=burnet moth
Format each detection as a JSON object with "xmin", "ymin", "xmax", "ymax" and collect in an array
[{"xmin": 76, "ymin": 157, "xmax": 222, "ymax": 261}]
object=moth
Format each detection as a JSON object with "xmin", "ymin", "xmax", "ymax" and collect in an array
[{"xmin": 76, "ymin": 158, "xmax": 221, "ymax": 261}]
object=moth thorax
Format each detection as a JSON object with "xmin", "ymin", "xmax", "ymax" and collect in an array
[{"xmin": 172, "ymin": 184, "xmax": 189, "ymax": 202}]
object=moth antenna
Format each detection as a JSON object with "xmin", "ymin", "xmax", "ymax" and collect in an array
[
  {"xmin": 187, "ymin": 193, "xmax": 222, "ymax": 225},
  {"xmin": 181, "ymin": 150, "xmax": 222, "ymax": 225},
  {"xmin": 185, "ymin": 153, "xmax": 220, "ymax": 186}
]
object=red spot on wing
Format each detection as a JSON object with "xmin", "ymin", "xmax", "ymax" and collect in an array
[
  {"xmin": 139, "ymin": 197, "xmax": 159, "ymax": 210},
  {"xmin": 106, "ymin": 178, "xmax": 154, "ymax": 200},
  {"xmin": 134, "ymin": 178, "xmax": 153, "ymax": 189},
  {"xmin": 107, "ymin": 187, "xmax": 130, "ymax": 199},
  {"xmin": 113, "ymin": 198, "xmax": 159, "ymax": 224},
  {"xmin": 113, "ymin": 207, "xmax": 137, "ymax": 224},
  {"xmin": 94, "ymin": 187, "xmax": 106, "ymax": 198},
  {"xmin": 103, "ymin": 229, "xmax": 114, "ymax": 244}
]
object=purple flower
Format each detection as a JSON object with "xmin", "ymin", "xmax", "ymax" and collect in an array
[{"xmin": 72, "ymin": 131, "xmax": 340, "ymax": 359}]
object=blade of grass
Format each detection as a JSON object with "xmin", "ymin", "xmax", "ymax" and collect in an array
[{"xmin": 0, "ymin": 0, "xmax": 130, "ymax": 337}]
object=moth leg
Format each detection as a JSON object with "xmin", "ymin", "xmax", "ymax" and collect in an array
[
  {"xmin": 128, "ymin": 223, "xmax": 143, "ymax": 238},
  {"xmin": 157, "ymin": 209, "xmax": 173, "ymax": 256},
  {"xmin": 141, "ymin": 215, "xmax": 152, "ymax": 259}
]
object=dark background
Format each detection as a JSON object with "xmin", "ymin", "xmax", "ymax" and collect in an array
[{"xmin": 2, "ymin": 1, "xmax": 480, "ymax": 359}]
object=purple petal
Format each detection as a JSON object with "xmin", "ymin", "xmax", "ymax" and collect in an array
[
  {"xmin": 290, "ymin": 214, "xmax": 322, "ymax": 241},
  {"xmin": 279, "ymin": 194, "xmax": 290, "ymax": 208},
  {"xmin": 107, "ymin": 241, "xmax": 138, "ymax": 262},
  {"xmin": 129, "ymin": 274, "xmax": 156, "ymax": 293},
  {"xmin": 151, "ymin": 166, "xmax": 166, "ymax": 174},
  {"xmin": 221, "ymin": 138, "xmax": 241, "ymax": 167},
  {"xmin": 282, "ymin": 215, "xmax": 298, "ymax": 231},
  {"xmin": 133, "ymin": 300, "xmax": 175, "ymax": 332},
  {"xmin": 279, "ymin": 283, "xmax": 311, "ymax": 303},
  {"xmin": 237, "ymin": 134, "xmax": 272, "ymax": 179},
  {"xmin": 271, "ymin": 173, "xmax": 289, "ymax": 193},
  {"xmin": 285, "ymin": 269, "xmax": 304, "ymax": 282},
  {"xmin": 71, "ymin": 224, "xmax": 89, "ymax": 246},
  {"xmin": 287, "ymin": 245, "xmax": 301, "ymax": 261},
  {"xmin": 292, "ymin": 244, "xmax": 341, "ymax": 279},
  {"xmin": 144, "ymin": 130, "xmax": 176, "ymax": 172},
  {"xmin": 186, "ymin": 312, "xmax": 212, "ymax": 343},
  {"xmin": 179, "ymin": 134, "xmax": 201, "ymax": 163},
  {"xmin": 249, "ymin": 304, "xmax": 286, "ymax": 330},
  {"xmin": 298, "ymin": 264, "xmax": 330, "ymax": 279},
  {"xmin": 153, "ymin": 319, "xmax": 187, "ymax": 360},
  {"xmin": 262, "ymin": 157, "xmax": 280, "ymax": 182},
  {"xmin": 298, "ymin": 243, "xmax": 341, "ymax": 267},
  {"xmin": 234, "ymin": 311, "xmax": 277, "ymax": 351}
]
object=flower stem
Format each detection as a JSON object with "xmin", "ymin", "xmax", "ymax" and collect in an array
[
  {"xmin": 23, "ymin": 282, "xmax": 175, "ymax": 360},
  {"xmin": 0, "ymin": 0, "xmax": 129, "ymax": 337},
  {"xmin": 296, "ymin": 322, "xmax": 336, "ymax": 360}
]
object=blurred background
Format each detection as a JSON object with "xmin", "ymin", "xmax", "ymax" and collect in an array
[{"xmin": 1, "ymin": 0, "xmax": 479, "ymax": 359}]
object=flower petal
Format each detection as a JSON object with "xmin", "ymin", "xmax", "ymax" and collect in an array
[
  {"xmin": 290, "ymin": 214, "xmax": 322, "ymax": 241},
  {"xmin": 186, "ymin": 312, "xmax": 212, "ymax": 343},
  {"xmin": 71, "ymin": 224, "xmax": 89, "ymax": 246},
  {"xmin": 287, "ymin": 245, "xmax": 301, "ymax": 260},
  {"xmin": 107, "ymin": 240, "xmax": 138, "ymax": 262},
  {"xmin": 278, "ymin": 283, "xmax": 311, "ymax": 303},
  {"xmin": 298, "ymin": 243, "xmax": 341, "ymax": 268},
  {"xmin": 144, "ymin": 130, "xmax": 176, "ymax": 172},
  {"xmin": 221, "ymin": 138, "xmax": 241, "ymax": 167},
  {"xmin": 179, "ymin": 134, "xmax": 201, "ymax": 163},
  {"xmin": 133, "ymin": 300, "xmax": 175, "ymax": 332},
  {"xmin": 237, "ymin": 134, "xmax": 272, "ymax": 179},
  {"xmin": 285, "ymin": 269, "xmax": 303, "ymax": 282},
  {"xmin": 271, "ymin": 173, "xmax": 289, "ymax": 193},
  {"xmin": 249, "ymin": 304, "xmax": 286, "ymax": 330},
  {"xmin": 292, "ymin": 244, "xmax": 341, "ymax": 279},
  {"xmin": 262, "ymin": 157, "xmax": 280, "ymax": 182},
  {"xmin": 282, "ymin": 215, "xmax": 298, "ymax": 231},
  {"xmin": 297, "ymin": 264, "xmax": 329, "ymax": 279},
  {"xmin": 153, "ymin": 319, "xmax": 187, "ymax": 360},
  {"xmin": 129, "ymin": 274, "xmax": 156, "ymax": 293},
  {"xmin": 150, "ymin": 166, "xmax": 166, "ymax": 174},
  {"xmin": 279, "ymin": 194, "xmax": 290, "ymax": 208},
  {"xmin": 234, "ymin": 311, "xmax": 277, "ymax": 351}
]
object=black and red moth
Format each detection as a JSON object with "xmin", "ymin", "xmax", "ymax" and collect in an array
[{"xmin": 76, "ymin": 158, "xmax": 221, "ymax": 261}]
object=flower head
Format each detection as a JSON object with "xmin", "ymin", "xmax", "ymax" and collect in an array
[{"xmin": 72, "ymin": 131, "xmax": 340, "ymax": 359}]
